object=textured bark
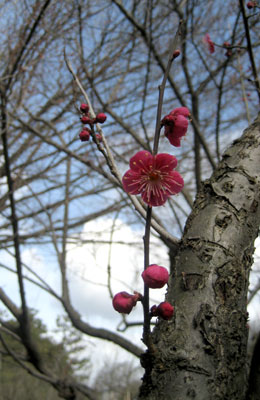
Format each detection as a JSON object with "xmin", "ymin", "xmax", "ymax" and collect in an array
[
  {"xmin": 247, "ymin": 332, "xmax": 260, "ymax": 400},
  {"xmin": 139, "ymin": 113, "xmax": 260, "ymax": 400}
]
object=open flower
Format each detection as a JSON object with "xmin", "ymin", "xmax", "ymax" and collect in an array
[
  {"xmin": 162, "ymin": 107, "xmax": 190, "ymax": 147},
  {"xmin": 112, "ymin": 291, "xmax": 140, "ymax": 314},
  {"xmin": 142, "ymin": 264, "xmax": 169, "ymax": 289},
  {"xmin": 122, "ymin": 151, "xmax": 184, "ymax": 207}
]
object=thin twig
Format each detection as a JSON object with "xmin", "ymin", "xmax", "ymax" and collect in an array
[
  {"xmin": 239, "ymin": 0, "xmax": 260, "ymax": 104},
  {"xmin": 153, "ymin": 20, "xmax": 183, "ymax": 154}
]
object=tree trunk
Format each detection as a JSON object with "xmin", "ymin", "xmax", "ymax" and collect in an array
[{"xmin": 139, "ymin": 113, "xmax": 260, "ymax": 400}]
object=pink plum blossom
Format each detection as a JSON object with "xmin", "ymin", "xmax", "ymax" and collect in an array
[
  {"xmin": 122, "ymin": 151, "xmax": 184, "ymax": 207},
  {"xmin": 162, "ymin": 107, "xmax": 190, "ymax": 147}
]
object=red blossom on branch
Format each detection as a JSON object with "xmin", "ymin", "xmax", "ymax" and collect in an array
[
  {"xmin": 112, "ymin": 291, "xmax": 140, "ymax": 314},
  {"xmin": 150, "ymin": 302, "xmax": 174, "ymax": 320},
  {"xmin": 247, "ymin": 1, "xmax": 257, "ymax": 8},
  {"xmin": 142, "ymin": 264, "xmax": 169, "ymax": 288},
  {"xmin": 79, "ymin": 128, "xmax": 91, "ymax": 142},
  {"xmin": 95, "ymin": 113, "xmax": 107, "ymax": 123},
  {"xmin": 80, "ymin": 103, "xmax": 89, "ymax": 113},
  {"xmin": 161, "ymin": 107, "xmax": 190, "ymax": 147},
  {"xmin": 122, "ymin": 151, "xmax": 184, "ymax": 207},
  {"xmin": 172, "ymin": 49, "xmax": 181, "ymax": 59},
  {"xmin": 81, "ymin": 115, "xmax": 94, "ymax": 125},
  {"xmin": 203, "ymin": 33, "xmax": 215, "ymax": 54}
]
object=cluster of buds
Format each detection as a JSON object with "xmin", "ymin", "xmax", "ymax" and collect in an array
[
  {"xmin": 112, "ymin": 264, "xmax": 174, "ymax": 320},
  {"xmin": 78, "ymin": 103, "xmax": 107, "ymax": 142},
  {"xmin": 161, "ymin": 107, "xmax": 190, "ymax": 147}
]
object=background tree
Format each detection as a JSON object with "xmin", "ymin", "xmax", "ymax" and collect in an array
[
  {"xmin": 0, "ymin": 312, "xmax": 90, "ymax": 399},
  {"xmin": 0, "ymin": 0, "xmax": 259, "ymax": 399}
]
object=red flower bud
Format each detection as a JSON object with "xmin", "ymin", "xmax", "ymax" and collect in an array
[
  {"xmin": 170, "ymin": 107, "xmax": 190, "ymax": 118},
  {"xmin": 142, "ymin": 264, "xmax": 169, "ymax": 289},
  {"xmin": 112, "ymin": 291, "xmax": 139, "ymax": 314},
  {"xmin": 203, "ymin": 33, "xmax": 215, "ymax": 54},
  {"xmin": 150, "ymin": 305, "xmax": 158, "ymax": 316},
  {"xmin": 81, "ymin": 116, "xmax": 93, "ymax": 125},
  {"xmin": 247, "ymin": 1, "xmax": 256, "ymax": 9},
  {"xmin": 79, "ymin": 128, "xmax": 91, "ymax": 141},
  {"xmin": 162, "ymin": 108, "xmax": 190, "ymax": 147},
  {"xmin": 95, "ymin": 133, "xmax": 102, "ymax": 142},
  {"xmin": 173, "ymin": 49, "xmax": 181, "ymax": 59},
  {"xmin": 95, "ymin": 113, "xmax": 107, "ymax": 124},
  {"xmin": 161, "ymin": 114, "xmax": 176, "ymax": 126},
  {"xmin": 80, "ymin": 103, "xmax": 89, "ymax": 113},
  {"xmin": 223, "ymin": 42, "xmax": 230, "ymax": 48},
  {"xmin": 157, "ymin": 302, "xmax": 174, "ymax": 320},
  {"xmin": 225, "ymin": 50, "xmax": 232, "ymax": 57}
]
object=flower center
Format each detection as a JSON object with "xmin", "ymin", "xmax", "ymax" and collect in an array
[{"xmin": 149, "ymin": 171, "xmax": 160, "ymax": 181}]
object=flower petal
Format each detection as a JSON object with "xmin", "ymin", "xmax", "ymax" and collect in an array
[
  {"xmin": 154, "ymin": 153, "xmax": 178, "ymax": 171},
  {"xmin": 167, "ymin": 135, "xmax": 182, "ymax": 147},
  {"xmin": 129, "ymin": 150, "xmax": 153, "ymax": 172},
  {"xmin": 170, "ymin": 107, "xmax": 190, "ymax": 118},
  {"xmin": 122, "ymin": 169, "xmax": 142, "ymax": 194},
  {"xmin": 164, "ymin": 171, "xmax": 184, "ymax": 194},
  {"xmin": 142, "ymin": 190, "xmax": 169, "ymax": 207},
  {"xmin": 174, "ymin": 115, "xmax": 188, "ymax": 133}
]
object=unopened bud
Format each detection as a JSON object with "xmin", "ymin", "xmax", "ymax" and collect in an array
[
  {"xmin": 80, "ymin": 103, "xmax": 89, "ymax": 113},
  {"xmin": 79, "ymin": 128, "xmax": 91, "ymax": 141},
  {"xmin": 172, "ymin": 49, "xmax": 181, "ymax": 59},
  {"xmin": 95, "ymin": 113, "xmax": 107, "ymax": 124},
  {"xmin": 157, "ymin": 302, "xmax": 174, "ymax": 320},
  {"xmin": 142, "ymin": 264, "xmax": 169, "ymax": 289},
  {"xmin": 81, "ymin": 116, "xmax": 93, "ymax": 125},
  {"xmin": 112, "ymin": 292, "xmax": 139, "ymax": 314},
  {"xmin": 247, "ymin": 1, "xmax": 256, "ymax": 9}
]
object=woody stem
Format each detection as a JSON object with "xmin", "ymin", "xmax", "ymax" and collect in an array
[{"xmin": 142, "ymin": 206, "xmax": 152, "ymax": 346}]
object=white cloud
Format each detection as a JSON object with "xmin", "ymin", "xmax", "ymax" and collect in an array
[{"xmin": 66, "ymin": 217, "xmax": 170, "ymax": 325}]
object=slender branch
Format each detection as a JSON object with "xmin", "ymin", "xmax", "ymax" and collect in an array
[
  {"xmin": 153, "ymin": 20, "xmax": 183, "ymax": 154},
  {"xmin": 107, "ymin": 210, "xmax": 121, "ymax": 300},
  {"xmin": 142, "ymin": 207, "xmax": 152, "ymax": 347},
  {"xmin": 112, "ymin": 0, "xmax": 216, "ymax": 169},
  {"xmin": 0, "ymin": 94, "xmax": 27, "ymax": 321},
  {"xmin": 4, "ymin": 0, "xmax": 52, "ymax": 93},
  {"xmin": 239, "ymin": 0, "xmax": 260, "ymax": 104},
  {"xmin": 0, "ymin": 288, "xmax": 22, "ymax": 320}
]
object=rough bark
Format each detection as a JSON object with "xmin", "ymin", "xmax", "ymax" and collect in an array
[
  {"xmin": 247, "ymin": 331, "xmax": 260, "ymax": 400},
  {"xmin": 139, "ymin": 113, "xmax": 260, "ymax": 400}
]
